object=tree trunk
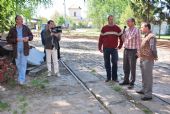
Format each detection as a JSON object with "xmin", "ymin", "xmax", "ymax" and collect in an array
[{"xmin": 158, "ymin": 21, "xmax": 161, "ymax": 39}]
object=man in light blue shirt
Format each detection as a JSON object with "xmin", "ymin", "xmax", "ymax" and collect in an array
[
  {"xmin": 7, "ymin": 15, "xmax": 33, "ymax": 85},
  {"xmin": 16, "ymin": 25, "xmax": 28, "ymax": 84}
]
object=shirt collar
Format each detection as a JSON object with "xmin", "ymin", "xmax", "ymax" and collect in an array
[
  {"xmin": 145, "ymin": 31, "xmax": 152, "ymax": 37},
  {"xmin": 16, "ymin": 24, "xmax": 23, "ymax": 29}
]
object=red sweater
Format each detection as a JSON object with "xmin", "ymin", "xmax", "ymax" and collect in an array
[{"xmin": 98, "ymin": 24, "xmax": 123, "ymax": 50}]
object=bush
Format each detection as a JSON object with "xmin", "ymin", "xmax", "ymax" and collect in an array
[
  {"xmin": 77, "ymin": 22, "xmax": 88, "ymax": 28},
  {"xmin": 56, "ymin": 16, "xmax": 65, "ymax": 26}
]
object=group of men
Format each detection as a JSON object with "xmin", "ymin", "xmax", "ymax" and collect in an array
[
  {"xmin": 7, "ymin": 15, "xmax": 60, "ymax": 85},
  {"xmin": 98, "ymin": 15, "xmax": 158, "ymax": 101},
  {"xmin": 6, "ymin": 14, "xmax": 157, "ymax": 101}
]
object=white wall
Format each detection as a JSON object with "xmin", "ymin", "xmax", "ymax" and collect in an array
[
  {"xmin": 68, "ymin": 8, "xmax": 82, "ymax": 20},
  {"xmin": 152, "ymin": 22, "xmax": 169, "ymax": 35}
]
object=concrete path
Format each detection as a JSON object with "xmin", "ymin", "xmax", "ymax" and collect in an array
[{"xmin": 60, "ymin": 37, "xmax": 170, "ymax": 114}]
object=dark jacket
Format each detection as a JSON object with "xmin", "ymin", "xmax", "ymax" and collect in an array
[
  {"xmin": 6, "ymin": 25, "xmax": 33, "ymax": 58},
  {"xmin": 44, "ymin": 30, "xmax": 60, "ymax": 50},
  {"xmin": 41, "ymin": 29, "xmax": 46, "ymax": 46}
]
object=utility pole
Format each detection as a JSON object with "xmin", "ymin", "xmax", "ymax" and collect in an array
[{"xmin": 63, "ymin": 0, "xmax": 67, "ymax": 26}]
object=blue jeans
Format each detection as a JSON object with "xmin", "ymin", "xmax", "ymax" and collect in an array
[
  {"xmin": 15, "ymin": 50, "xmax": 27, "ymax": 83},
  {"xmin": 103, "ymin": 48, "xmax": 118, "ymax": 81}
]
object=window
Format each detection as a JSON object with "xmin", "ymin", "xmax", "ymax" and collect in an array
[{"xmin": 74, "ymin": 12, "xmax": 76, "ymax": 17}]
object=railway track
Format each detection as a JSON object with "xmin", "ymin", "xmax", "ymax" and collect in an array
[
  {"xmin": 83, "ymin": 57, "xmax": 170, "ymax": 105},
  {"xmin": 59, "ymin": 60, "xmax": 112, "ymax": 114}
]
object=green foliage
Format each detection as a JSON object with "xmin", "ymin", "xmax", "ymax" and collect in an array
[
  {"xmin": 119, "ymin": 5, "xmax": 134, "ymax": 26},
  {"xmin": 87, "ymin": 0, "xmax": 128, "ymax": 29},
  {"xmin": 31, "ymin": 78, "xmax": 49, "ymax": 90},
  {"xmin": 77, "ymin": 21, "xmax": 88, "ymax": 28},
  {"xmin": 0, "ymin": 101, "xmax": 10, "ymax": 112},
  {"xmin": 56, "ymin": 16, "xmax": 65, "ymax": 26},
  {"xmin": 0, "ymin": 0, "xmax": 15, "ymax": 32},
  {"xmin": 87, "ymin": 0, "xmax": 170, "ymax": 28},
  {"xmin": 112, "ymin": 84, "xmax": 123, "ymax": 92},
  {"xmin": 142, "ymin": 108, "xmax": 152, "ymax": 114},
  {"xmin": 130, "ymin": 0, "xmax": 156, "ymax": 24},
  {"xmin": 0, "ymin": 0, "xmax": 52, "ymax": 32},
  {"xmin": 13, "ymin": 96, "xmax": 28, "ymax": 114},
  {"xmin": 66, "ymin": 17, "xmax": 77, "ymax": 30}
]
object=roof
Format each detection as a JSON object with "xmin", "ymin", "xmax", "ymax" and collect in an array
[{"xmin": 68, "ymin": 4, "xmax": 81, "ymax": 9}]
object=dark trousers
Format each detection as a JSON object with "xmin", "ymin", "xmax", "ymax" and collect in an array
[
  {"xmin": 57, "ymin": 42, "xmax": 60, "ymax": 59},
  {"xmin": 43, "ymin": 49, "xmax": 46, "ymax": 62},
  {"xmin": 123, "ymin": 49, "xmax": 137, "ymax": 84},
  {"xmin": 103, "ymin": 48, "xmax": 118, "ymax": 81}
]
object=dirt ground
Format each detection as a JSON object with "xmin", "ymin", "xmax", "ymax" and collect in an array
[{"xmin": 0, "ymin": 63, "xmax": 107, "ymax": 114}]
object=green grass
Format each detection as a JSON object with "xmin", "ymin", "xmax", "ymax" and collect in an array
[
  {"xmin": 0, "ymin": 101, "xmax": 10, "ymax": 112},
  {"xmin": 142, "ymin": 108, "xmax": 152, "ymax": 114},
  {"xmin": 12, "ymin": 96, "xmax": 28, "ymax": 114},
  {"xmin": 156, "ymin": 35, "xmax": 170, "ymax": 39},
  {"xmin": 112, "ymin": 84, "xmax": 123, "ymax": 92},
  {"xmin": 65, "ymin": 28, "xmax": 170, "ymax": 40},
  {"xmin": 90, "ymin": 69, "xmax": 96, "ymax": 73},
  {"xmin": 31, "ymin": 78, "xmax": 49, "ymax": 90}
]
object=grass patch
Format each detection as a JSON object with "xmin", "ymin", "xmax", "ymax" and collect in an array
[
  {"xmin": 143, "ymin": 108, "xmax": 152, "ymax": 114},
  {"xmin": 112, "ymin": 84, "xmax": 123, "ymax": 92},
  {"xmin": 30, "ymin": 78, "xmax": 49, "ymax": 90},
  {"xmin": 12, "ymin": 96, "xmax": 28, "ymax": 114},
  {"xmin": 0, "ymin": 101, "xmax": 10, "ymax": 112},
  {"xmin": 90, "ymin": 69, "xmax": 96, "ymax": 73},
  {"xmin": 8, "ymin": 79, "xmax": 18, "ymax": 88},
  {"xmin": 156, "ymin": 35, "xmax": 170, "ymax": 40}
]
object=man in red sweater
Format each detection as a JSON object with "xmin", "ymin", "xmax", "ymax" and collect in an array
[{"xmin": 98, "ymin": 15, "xmax": 123, "ymax": 82}]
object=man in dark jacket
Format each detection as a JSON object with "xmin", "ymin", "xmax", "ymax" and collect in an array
[
  {"xmin": 6, "ymin": 15, "xmax": 33, "ymax": 85},
  {"xmin": 44, "ymin": 20, "xmax": 60, "ymax": 76}
]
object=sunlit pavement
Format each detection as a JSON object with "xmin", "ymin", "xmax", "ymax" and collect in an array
[{"xmin": 60, "ymin": 37, "xmax": 170, "ymax": 114}]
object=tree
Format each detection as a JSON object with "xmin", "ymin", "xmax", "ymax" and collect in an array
[
  {"xmin": 0, "ymin": 0, "xmax": 52, "ymax": 32},
  {"xmin": 129, "ymin": 0, "xmax": 157, "ymax": 24},
  {"xmin": 153, "ymin": 0, "xmax": 170, "ymax": 38},
  {"xmin": 87, "ymin": 0, "xmax": 128, "ymax": 29},
  {"xmin": 119, "ymin": 4, "xmax": 134, "ymax": 27},
  {"xmin": 0, "ymin": 0, "xmax": 14, "ymax": 32},
  {"xmin": 56, "ymin": 16, "xmax": 65, "ymax": 26}
]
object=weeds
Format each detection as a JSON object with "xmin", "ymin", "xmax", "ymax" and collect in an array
[
  {"xmin": 31, "ymin": 78, "xmax": 49, "ymax": 90},
  {"xmin": 112, "ymin": 84, "xmax": 123, "ymax": 92},
  {"xmin": 0, "ymin": 101, "xmax": 10, "ymax": 112},
  {"xmin": 90, "ymin": 69, "xmax": 96, "ymax": 75},
  {"xmin": 12, "ymin": 96, "xmax": 28, "ymax": 114},
  {"xmin": 143, "ymin": 108, "xmax": 152, "ymax": 114}
]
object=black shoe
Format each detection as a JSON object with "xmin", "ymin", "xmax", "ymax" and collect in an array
[
  {"xmin": 119, "ymin": 81, "xmax": 129, "ymax": 85},
  {"xmin": 141, "ymin": 97, "xmax": 152, "ymax": 101},
  {"xmin": 136, "ymin": 90, "xmax": 144, "ymax": 94},
  {"xmin": 112, "ymin": 80, "xmax": 119, "ymax": 83},
  {"xmin": 128, "ymin": 85, "xmax": 134, "ymax": 89},
  {"xmin": 105, "ymin": 79, "xmax": 111, "ymax": 82}
]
